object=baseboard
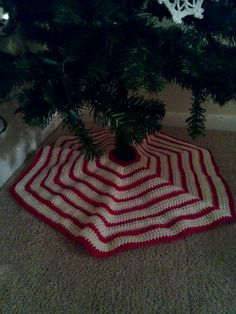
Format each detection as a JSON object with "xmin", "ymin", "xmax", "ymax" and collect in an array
[{"xmin": 163, "ymin": 112, "xmax": 236, "ymax": 132}]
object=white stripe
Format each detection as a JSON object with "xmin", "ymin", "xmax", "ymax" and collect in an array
[
  {"xmin": 153, "ymin": 135, "xmax": 231, "ymax": 210},
  {"xmin": 21, "ymin": 181, "xmax": 231, "ymax": 244},
  {"xmin": 146, "ymin": 137, "xmax": 200, "ymax": 196},
  {"xmin": 149, "ymin": 136, "xmax": 214, "ymax": 203}
]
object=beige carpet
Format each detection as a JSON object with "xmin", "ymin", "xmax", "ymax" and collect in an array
[{"xmin": 0, "ymin": 127, "xmax": 236, "ymax": 314}]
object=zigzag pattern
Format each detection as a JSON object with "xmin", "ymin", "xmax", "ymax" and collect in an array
[{"xmin": 11, "ymin": 128, "xmax": 235, "ymax": 257}]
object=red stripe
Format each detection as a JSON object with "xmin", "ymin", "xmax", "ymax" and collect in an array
[
  {"xmin": 156, "ymin": 133, "xmax": 234, "ymax": 212},
  {"xmin": 10, "ymin": 147, "xmax": 47, "ymax": 188},
  {"xmin": 99, "ymin": 141, "xmax": 115, "ymax": 151},
  {"xmin": 58, "ymin": 131, "xmax": 213, "ymax": 210},
  {"xmin": 186, "ymin": 148, "xmax": 203, "ymax": 199},
  {"xmin": 93, "ymin": 206, "xmax": 225, "ymax": 242},
  {"xmin": 93, "ymin": 134, "xmax": 114, "ymax": 145},
  {"xmin": 19, "ymin": 153, "xmax": 207, "ymax": 241},
  {"xmin": 208, "ymin": 150, "xmax": 235, "ymax": 217},
  {"xmin": 198, "ymin": 149, "xmax": 219, "ymax": 207},
  {"xmin": 150, "ymin": 136, "xmax": 203, "ymax": 198},
  {"xmin": 90, "ymin": 129, "xmax": 110, "ymax": 136},
  {"xmin": 82, "ymin": 159, "xmax": 160, "ymax": 192},
  {"xmin": 39, "ymin": 149, "xmax": 229, "ymax": 234},
  {"xmin": 94, "ymin": 136, "xmax": 114, "ymax": 145},
  {"xmin": 23, "ymin": 152, "xmax": 228, "ymax": 242},
  {"xmin": 40, "ymin": 154, "xmax": 203, "ymax": 227},
  {"xmin": 140, "ymin": 141, "xmax": 173, "ymax": 182},
  {"xmin": 94, "ymin": 134, "xmax": 113, "ymax": 142},
  {"xmin": 28, "ymin": 149, "xmax": 208, "ymax": 226},
  {"xmin": 12, "ymin": 179, "xmax": 236, "ymax": 250},
  {"xmin": 69, "ymin": 142, "xmax": 79, "ymax": 149},
  {"xmin": 59, "ymin": 139, "xmax": 77, "ymax": 148},
  {"xmin": 137, "ymin": 145, "xmax": 161, "ymax": 176},
  {"xmin": 71, "ymin": 145, "xmax": 81, "ymax": 151},
  {"xmin": 38, "ymin": 151, "xmax": 203, "ymax": 228},
  {"xmin": 71, "ymin": 157, "xmax": 171, "ymax": 203},
  {"xmin": 33, "ymin": 152, "xmax": 221, "ymax": 230},
  {"xmin": 145, "ymin": 138, "xmax": 188, "ymax": 192},
  {"xmin": 96, "ymin": 158, "xmax": 145, "ymax": 180},
  {"xmin": 36, "ymin": 147, "xmax": 233, "ymax": 227},
  {"xmin": 20, "ymin": 148, "xmax": 85, "ymax": 231},
  {"xmin": 143, "ymin": 137, "xmax": 175, "ymax": 182},
  {"xmin": 10, "ymin": 182, "xmax": 236, "ymax": 258},
  {"xmin": 57, "ymin": 152, "xmax": 189, "ymax": 215}
]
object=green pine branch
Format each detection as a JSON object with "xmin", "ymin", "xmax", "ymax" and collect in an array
[
  {"xmin": 63, "ymin": 109, "xmax": 102, "ymax": 160},
  {"xmin": 186, "ymin": 93, "xmax": 207, "ymax": 140}
]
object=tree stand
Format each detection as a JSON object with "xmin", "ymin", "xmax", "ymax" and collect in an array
[{"xmin": 113, "ymin": 133, "xmax": 138, "ymax": 164}]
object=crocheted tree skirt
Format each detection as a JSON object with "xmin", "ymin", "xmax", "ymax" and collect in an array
[{"xmin": 10, "ymin": 127, "xmax": 235, "ymax": 257}]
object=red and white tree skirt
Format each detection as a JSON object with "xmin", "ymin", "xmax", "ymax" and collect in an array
[{"xmin": 10, "ymin": 128, "xmax": 235, "ymax": 257}]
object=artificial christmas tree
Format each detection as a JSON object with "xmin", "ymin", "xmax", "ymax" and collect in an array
[
  {"xmin": 1, "ymin": 0, "xmax": 235, "ymax": 256},
  {"xmin": 1, "ymin": 0, "xmax": 235, "ymax": 157}
]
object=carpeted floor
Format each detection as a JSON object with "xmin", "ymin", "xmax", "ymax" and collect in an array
[{"xmin": 0, "ymin": 126, "xmax": 236, "ymax": 314}]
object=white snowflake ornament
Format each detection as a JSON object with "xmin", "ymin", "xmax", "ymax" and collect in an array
[
  {"xmin": 0, "ymin": 6, "xmax": 9, "ymax": 22},
  {"xmin": 158, "ymin": 0, "xmax": 205, "ymax": 24}
]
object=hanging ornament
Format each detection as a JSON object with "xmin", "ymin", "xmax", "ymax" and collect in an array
[
  {"xmin": 0, "ymin": 1, "xmax": 16, "ymax": 36},
  {"xmin": 158, "ymin": 0, "xmax": 205, "ymax": 24},
  {"xmin": 0, "ymin": 5, "xmax": 10, "ymax": 35}
]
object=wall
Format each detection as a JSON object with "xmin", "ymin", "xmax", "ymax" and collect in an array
[
  {"xmin": 141, "ymin": 84, "xmax": 236, "ymax": 131},
  {"xmin": 0, "ymin": 100, "xmax": 60, "ymax": 188}
]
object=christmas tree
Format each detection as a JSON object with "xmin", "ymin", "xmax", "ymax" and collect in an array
[{"xmin": 0, "ymin": 0, "xmax": 235, "ymax": 161}]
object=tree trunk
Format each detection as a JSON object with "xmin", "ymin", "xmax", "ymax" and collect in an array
[{"xmin": 113, "ymin": 132, "xmax": 136, "ymax": 162}]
